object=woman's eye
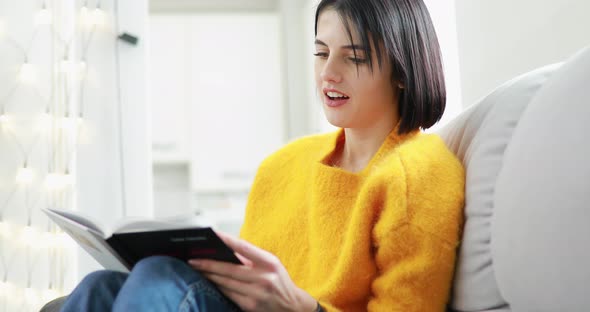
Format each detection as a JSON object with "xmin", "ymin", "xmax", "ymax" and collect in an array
[
  {"xmin": 313, "ymin": 52, "xmax": 328, "ymax": 58},
  {"xmin": 348, "ymin": 57, "xmax": 367, "ymax": 64}
]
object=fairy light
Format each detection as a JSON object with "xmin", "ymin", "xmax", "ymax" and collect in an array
[
  {"xmin": 92, "ymin": 7, "xmax": 105, "ymax": 27},
  {"xmin": 19, "ymin": 61, "xmax": 37, "ymax": 84},
  {"xmin": 1, "ymin": 2, "xmax": 111, "ymax": 307},
  {"xmin": 35, "ymin": 5, "xmax": 52, "ymax": 26},
  {"xmin": 0, "ymin": 112, "xmax": 10, "ymax": 131},
  {"xmin": 0, "ymin": 221, "xmax": 13, "ymax": 239},
  {"xmin": 80, "ymin": 4, "xmax": 90, "ymax": 27},
  {"xmin": 16, "ymin": 165, "xmax": 34, "ymax": 185},
  {"xmin": 38, "ymin": 110, "xmax": 53, "ymax": 133},
  {"xmin": 0, "ymin": 280, "xmax": 16, "ymax": 298},
  {"xmin": 20, "ymin": 225, "xmax": 40, "ymax": 246}
]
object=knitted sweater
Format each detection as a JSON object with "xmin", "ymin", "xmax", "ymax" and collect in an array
[{"xmin": 239, "ymin": 128, "xmax": 465, "ymax": 311}]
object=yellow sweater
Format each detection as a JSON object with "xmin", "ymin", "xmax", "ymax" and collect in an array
[{"xmin": 240, "ymin": 128, "xmax": 465, "ymax": 312}]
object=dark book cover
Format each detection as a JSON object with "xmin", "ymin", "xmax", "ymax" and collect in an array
[{"xmin": 106, "ymin": 227, "xmax": 242, "ymax": 270}]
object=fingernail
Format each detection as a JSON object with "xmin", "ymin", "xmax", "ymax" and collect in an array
[{"xmin": 188, "ymin": 260, "xmax": 200, "ymax": 266}]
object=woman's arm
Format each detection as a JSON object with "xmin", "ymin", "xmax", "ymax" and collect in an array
[{"xmin": 188, "ymin": 231, "xmax": 319, "ymax": 312}]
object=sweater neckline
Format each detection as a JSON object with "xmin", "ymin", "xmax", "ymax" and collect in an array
[{"xmin": 319, "ymin": 125, "xmax": 420, "ymax": 177}]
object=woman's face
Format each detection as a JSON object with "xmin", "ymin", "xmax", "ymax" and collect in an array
[{"xmin": 314, "ymin": 9, "xmax": 398, "ymax": 130}]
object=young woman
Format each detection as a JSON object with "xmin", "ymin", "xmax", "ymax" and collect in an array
[{"xmin": 60, "ymin": 0, "xmax": 464, "ymax": 311}]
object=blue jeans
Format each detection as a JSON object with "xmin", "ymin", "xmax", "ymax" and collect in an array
[{"xmin": 60, "ymin": 256, "xmax": 241, "ymax": 312}]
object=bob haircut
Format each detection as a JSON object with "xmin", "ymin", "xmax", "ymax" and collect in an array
[{"xmin": 315, "ymin": 0, "xmax": 446, "ymax": 134}]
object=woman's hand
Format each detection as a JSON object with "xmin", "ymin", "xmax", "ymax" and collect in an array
[{"xmin": 188, "ymin": 231, "xmax": 317, "ymax": 312}]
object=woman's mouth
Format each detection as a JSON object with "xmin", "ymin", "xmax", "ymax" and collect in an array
[{"xmin": 324, "ymin": 90, "xmax": 350, "ymax": 108}]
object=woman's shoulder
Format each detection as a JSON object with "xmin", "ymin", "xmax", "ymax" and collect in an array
[
  {"xmin": 259, "ymin": 131, "xmax": 339, "ymax": 171},
  {"xmin": 396, "ymin": 132, "xmax": 462, "ymax": 173}
]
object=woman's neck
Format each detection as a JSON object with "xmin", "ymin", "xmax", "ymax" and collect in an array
[{"xmin": 335, "ymin": 118, "xmax": 399, "ymax": 173}]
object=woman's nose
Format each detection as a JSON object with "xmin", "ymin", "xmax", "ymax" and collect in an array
[{"xmin": 320, "ymin": 58, "xmax": 342, "ymax": 83}]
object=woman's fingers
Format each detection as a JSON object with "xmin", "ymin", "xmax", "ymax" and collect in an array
[
  {"xmin": 204, "ymin": 273, "xmax": 253, "ymax": 297},
  {"xmin": 215, "ymin": 231, "xmax": 279, "ymax": 267},
  {"xmin": 189, "ymin": 259, "xmax": 258, "ymax": 283}
]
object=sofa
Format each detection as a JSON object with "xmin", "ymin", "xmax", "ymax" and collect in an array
[{"xmin": 41, "ymin": 46, "xmax": 590, "ymax": 312}]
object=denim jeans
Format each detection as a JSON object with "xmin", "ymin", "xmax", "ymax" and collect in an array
[{"xmin": 60, "ymin": 256, "xmax": 241, "ymax": 312}]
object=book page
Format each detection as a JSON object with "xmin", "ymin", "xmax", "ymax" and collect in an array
[
  {"xmin": 42, "ymin": 208, "xmax": 130, "ymax": 272},
  {"xmin": 45, "ymin": 208, "xmax": 107, "ymax": 237},
  {"xmin": 112, "ymin": 214, "xmax": 209, "ymax": 235}
]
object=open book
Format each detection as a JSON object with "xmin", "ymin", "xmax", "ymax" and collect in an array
[{"xmin": 42, "ymin": 208, "xmax": 242, "ymax": 272}]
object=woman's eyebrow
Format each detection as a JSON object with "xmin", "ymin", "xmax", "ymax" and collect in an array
[{"xmin": 314, "ymin": 39, "xmax": 367, "ymax": 51}]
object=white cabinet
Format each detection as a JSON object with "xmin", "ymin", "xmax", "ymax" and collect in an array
[
  {"xmin": 149, "ymin": 13, "xmax": 286, "ymax": 220},
  {"xmin": 187, "ymin": 13, "xmax": 285, "ymax": 192},
  {"xmin": 149, "ymin": 15, "xmax": 191, "ymax": 164}
]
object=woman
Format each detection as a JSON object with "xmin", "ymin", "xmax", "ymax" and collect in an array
[{"xmin": 61, "ymin": 0, "xmax": 464, "ymax": 311}]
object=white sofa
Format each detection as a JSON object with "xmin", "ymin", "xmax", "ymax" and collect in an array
[
  {"xmin": 41, "ymin": 46, "xmax": 590, "ymax": 312},
  {"xmin": 440, "ymin": 45, "xmax": 590, "ymax": 312}
]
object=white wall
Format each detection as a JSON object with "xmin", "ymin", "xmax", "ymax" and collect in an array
[{"xmin": 455, "ymin": 0, "xmax": 590, "ymax": 107}]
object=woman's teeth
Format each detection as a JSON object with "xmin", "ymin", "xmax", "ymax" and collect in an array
[{"xmin": 326, "ymin": 91, "xmax": 349, "ymax": 99}]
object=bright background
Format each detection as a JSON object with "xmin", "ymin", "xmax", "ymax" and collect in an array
[{"xmin": 0, "ymin": 0, "xmax": 588, "ymax": 310}]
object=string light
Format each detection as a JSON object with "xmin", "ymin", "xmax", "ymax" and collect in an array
[
  {"xmin": 19, "ymin": 61, "xmax": 37, "ymax": 84},
  {"xmin": 35, "ymin": 6, "xmax": 52, "ymax": 26},
  {"xmin": 0, "ymin": 221, "xmax": 13, "ymax": 239},
  {"xmin": 38, "ymin": 110, "xmax": 53, "ymax": 133},
  {"xmin": 92, "ymin": 7, "xmax": 106, "ymax": 27},
  {"xmin": 20, "ymin": 225, "xmax": 40, "ymax": 246},
  {"xmin": 1, "ymin": 2, "xmax": 111, "ymax": 309},
  {"xmin": 0, "ymin": 280, "xmax": 16, "ymax": 298},
  {"xmin": 0, "ymin": 112, "xmax": 10, "ymax": 131}
]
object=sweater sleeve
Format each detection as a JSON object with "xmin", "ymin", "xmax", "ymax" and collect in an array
[
  {"xmin": 368, "ymin": 223, "xmax": 460, "ymax": 311},
  {"xmin": 368, "ymin": 138, "xmax": 465, "ymax": 312}
]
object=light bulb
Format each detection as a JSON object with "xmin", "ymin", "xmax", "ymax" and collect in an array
[
  {"xmin": 19, "ymin": 62, "xmax": 37, "ymax": 84},
  {"xmin": 60, "ymin": 59, "xmax": 76, "ymax": 73},
  {"xmin": 0, "ymin": 280, "xmax": 15, "ymax": 298},
  {"xmin": 92, "ymin": 8, "xmax": 105, "ymax": 27},
  {"xmin": 35, "ymin": 8, "xmax": 52, "ymax": 26},
  {"xmin": 0, "ymin": 113, "xmax": 9, "ymax": 130},
  {"xmin": 0, "ymin": 221, "xmax": 13, "ymax": 239},
  {"xmin": 20, "ymin": 226, "xmax": 39, "ymax": 246},
  {"xmin": 16, "ymin": 166, "xmax": 34, "ymax": 184},
  {"xmin": 38, "ymin": 112, "xmax": 52, "ymax": 132}
]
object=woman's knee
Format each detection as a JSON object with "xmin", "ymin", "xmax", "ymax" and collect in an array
[
  {"xmin": 130, "ymin": 256, "xmax": 206, "ymax": 284},
  {"xmin": 77, "ymin": 270, "xmax": 127, "ymax": 292}
]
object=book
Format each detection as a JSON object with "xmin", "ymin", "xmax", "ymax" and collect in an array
[{"xmin": 42, "ymin": 208, "xmax": 242, "ymax": 272}]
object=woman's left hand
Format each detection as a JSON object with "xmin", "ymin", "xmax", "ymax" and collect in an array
[{"xmin": 188, "ymin": 231, "xmax": 317, "ymax": 312}]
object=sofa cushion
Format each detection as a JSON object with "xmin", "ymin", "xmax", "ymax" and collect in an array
[
  {"xmin": 492, "ymin": 46, "xmax": 590, "ymax": 312},
  {"xmin": 438, "ymin": 63, "xmax": 560, "ymax": 311}
]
